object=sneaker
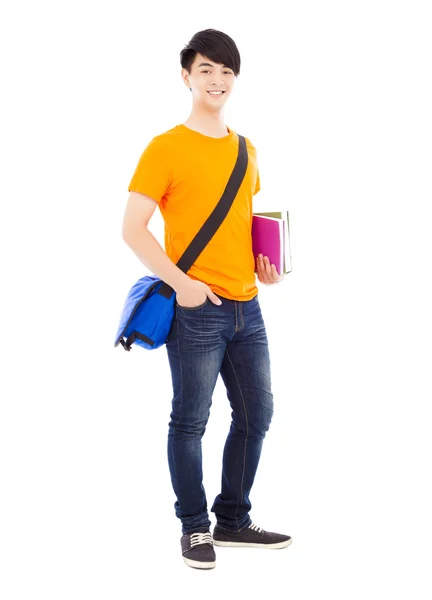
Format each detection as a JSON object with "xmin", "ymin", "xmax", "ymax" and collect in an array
[
  {"xmin": 181, "ymin": 527, "xmax": 216, "ymax": 569},
  {"xmin": 213, "ymin": 522, "xmax": 292, "ymax": 549}
]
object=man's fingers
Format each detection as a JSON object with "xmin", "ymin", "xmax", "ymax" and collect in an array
[{"xmin": 211, "ymin": 293, "xmax": 222, "ymax": 305}]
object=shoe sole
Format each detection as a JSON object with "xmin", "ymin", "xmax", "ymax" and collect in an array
[
  {"xmin": 213, "ymin": 538, "xmax": 292, "ymax": 549},
  {"xmin": 183, "ymin": 557, "xmax": 216, "ymax": 569}
]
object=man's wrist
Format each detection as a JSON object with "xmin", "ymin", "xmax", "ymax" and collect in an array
[{"xmin": 172, "ymin": 271, "xmax": 191, "ymax": 294}]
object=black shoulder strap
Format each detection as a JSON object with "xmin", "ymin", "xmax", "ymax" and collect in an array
[{"xmin": 157, "ymin": 134, "xmax": 248, "ymax": 298}]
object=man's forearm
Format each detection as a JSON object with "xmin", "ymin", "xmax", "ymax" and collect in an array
[{"xmin": 123, "ymin": 228, "xmax": 191, "ymax": 293}]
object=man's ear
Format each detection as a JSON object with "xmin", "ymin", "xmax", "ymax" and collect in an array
[{"xmin": 181, "ymin": 68, "xmax": 190, "ymax": 89}]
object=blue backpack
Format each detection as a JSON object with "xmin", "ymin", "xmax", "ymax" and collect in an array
[{"xmin": 114, "ymin": 133, "xmax": 248, "ymax": 351}]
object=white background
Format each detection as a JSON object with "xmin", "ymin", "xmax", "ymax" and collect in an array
[{"xmin": 1, "ymin": 0, "xmax": 431, "ymax": 598}]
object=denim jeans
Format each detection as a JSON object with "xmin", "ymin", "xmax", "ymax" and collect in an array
[{"xmin": 165, "ymin": 293, "xmax": 274, "ymax": 535}]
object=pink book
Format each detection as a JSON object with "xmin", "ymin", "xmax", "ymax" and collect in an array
[{"xmin": 252, "ymin": 211, "xmax": 291, "ymax": 275}]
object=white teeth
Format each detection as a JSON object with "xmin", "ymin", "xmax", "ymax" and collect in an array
[{"xmin": 208, "ymin": 91, "xmax": 223, "ymax": 95}]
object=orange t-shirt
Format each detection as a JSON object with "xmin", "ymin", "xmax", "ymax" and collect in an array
[{"xmin": 128, "ymin": 124, "xmax": 260, "ymax": 301}]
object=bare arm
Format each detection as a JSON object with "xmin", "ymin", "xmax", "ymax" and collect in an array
[
  {"xmin": 122, "ymin": 191, "xmax": 222, "ymax": 306},
  {"xmin": 122, "ymin": 191, "xmax": 191, "ymax": 293}
]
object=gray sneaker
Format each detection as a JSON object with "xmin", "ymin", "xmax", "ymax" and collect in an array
[
  {"xmin": 181, "ymin": 528, "xmax": 216, "ymax": 569},
  {"xmin": 213, "ymin": 522, "xmax": 292, "ymax": 549}
]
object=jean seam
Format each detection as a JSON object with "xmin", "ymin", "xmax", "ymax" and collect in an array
[
  {"xmin": 176, "ymin": 316, "xmax": 183, "ymax": 414},
  {"xmin": 225, "ymin": 347, "xmax": 249, "ymax": 531},
  {"xmin": 234, "ymin": 301, "xmax": 244, "ymax": 332},
  {"xmin": 174, "ymin": 316, "xmax": 182, "ymax": 515}
]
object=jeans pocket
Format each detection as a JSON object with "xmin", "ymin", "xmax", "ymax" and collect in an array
[{"xmin": 176, "ymin": 296, "xmax": 209, "ymax": 311}]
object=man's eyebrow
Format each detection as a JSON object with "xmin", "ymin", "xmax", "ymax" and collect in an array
[{"xmin": 197, "ymin": 62, "xmax": 231, "ymax": 69}]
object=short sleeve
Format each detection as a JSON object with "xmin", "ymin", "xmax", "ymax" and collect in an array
[
  {"xmin": 128, "ymin": 136, "xmax": 171, "ymax": 203},
  {"xmin": 253, "ymin": 168, "xmax": 261, "ymax": 196}
]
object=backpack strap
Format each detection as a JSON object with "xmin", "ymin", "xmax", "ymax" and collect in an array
[{"xmin": 158, "ymin": 133, "xmax": 248, "ymax": 298}]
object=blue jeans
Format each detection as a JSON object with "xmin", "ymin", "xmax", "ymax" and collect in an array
[{"xmin": 165, "ymin": 294, "xmax": 274, "ymax": 534}]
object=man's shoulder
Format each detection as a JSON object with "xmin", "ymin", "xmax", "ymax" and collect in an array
[
  {"xmin": 234, "ymin": 128, "xmax": 258, "ymax": 152},
  {"xmin": 149, "ymin": 124, "xmax": 184, "ymax": 146},
  {"xmin": 137, "ymin": 125, "xmax": 186, "ymax": 161},
  {"xmin": 242, "ymin": 134, "xmax": 258, "ymax": 156}
]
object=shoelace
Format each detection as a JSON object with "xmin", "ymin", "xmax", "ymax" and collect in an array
[
  {"xmin": 248, "ymin": 523, "xmax": 263, "ymax": 533},
  {"xmin": 190, "ymin": 532, "xmax": 213, "ymax": 547}
]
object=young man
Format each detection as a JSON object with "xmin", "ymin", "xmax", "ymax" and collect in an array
[{"xmin": 122, "ymin": 29, "xmax": 291, "ymax": 569}]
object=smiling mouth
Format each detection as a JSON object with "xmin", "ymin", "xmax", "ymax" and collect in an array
[{"xmin": 207, "ymin": 91, "xmax": 226, "ymax": 95}]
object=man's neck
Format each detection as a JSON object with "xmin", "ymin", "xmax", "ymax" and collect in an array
[{"xmin": 183, "ymin": 107, "xmax": 228, "ymax": 138}]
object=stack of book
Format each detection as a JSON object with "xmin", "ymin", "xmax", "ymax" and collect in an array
[{"xmin": 252, "ymin": 210, "xmax": 292, "ymax": 275}]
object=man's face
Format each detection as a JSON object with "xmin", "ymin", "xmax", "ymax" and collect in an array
[{"xmin": 182, "ymin": 52, "xmax": 235, "ymax": 107}]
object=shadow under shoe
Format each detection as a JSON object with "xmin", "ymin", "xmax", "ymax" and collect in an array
[
  {"xmin": 181, "ymin": 527, "xmax": 216, "ymax": 569},
  {"xmin": 213, "ymin": 522, "xmax": 292, "ymax": 549}
]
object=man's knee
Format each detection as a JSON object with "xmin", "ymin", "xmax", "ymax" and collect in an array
[
  {"xmin": 231, "ymin": 394, "xmax": 274, "ymax": 437},
  {"xmin": 168, "ymin": 413, "xmax": 210, "ymax": 437}
]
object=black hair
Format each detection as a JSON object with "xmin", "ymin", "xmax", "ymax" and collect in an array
[{"xmin": 180, "ymin": 29, "xmax": 241, "ymax": 77}]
